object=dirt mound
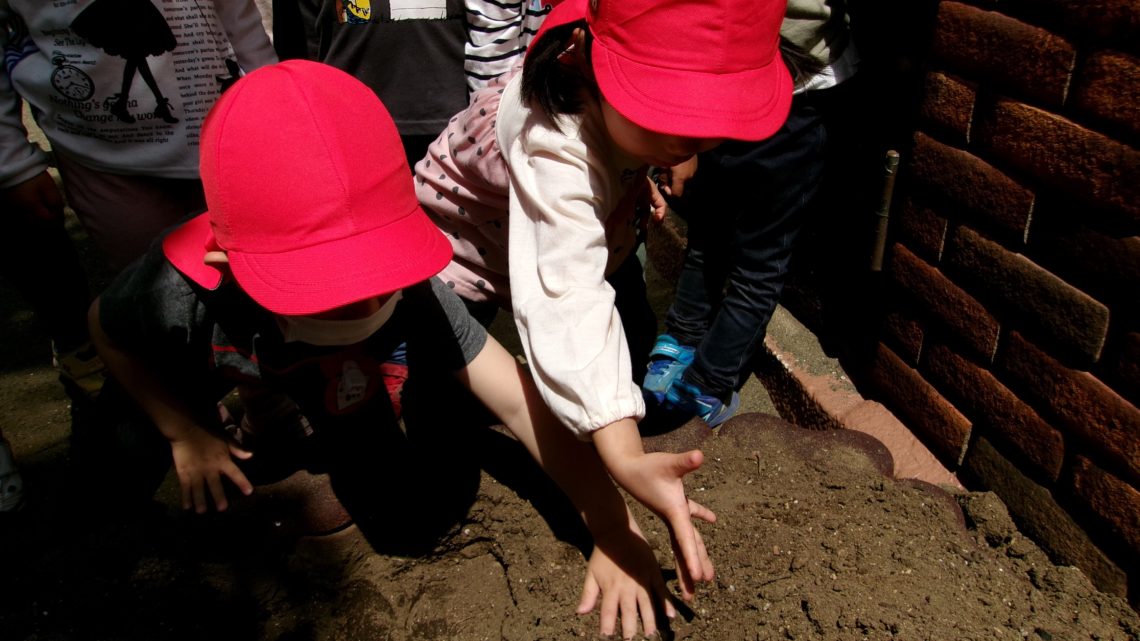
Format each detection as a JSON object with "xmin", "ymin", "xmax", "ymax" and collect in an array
[{"xmin": 3, "ymin": 412, "xmax": 1137, "ymax": 641}]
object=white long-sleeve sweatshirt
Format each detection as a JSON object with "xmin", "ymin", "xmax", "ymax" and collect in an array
[
  {"xmin": 0, "ymin": 0, "xmax": 275, "ymax": 188},
  {"xmin": 499, "ymin": 74, "xmax": 647, "ymax": 438},
  {"xmin": 417, "ymin": 70, "xmax": 650, "ymax": 437}
]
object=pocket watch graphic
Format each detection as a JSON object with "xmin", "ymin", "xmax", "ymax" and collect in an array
[{"xmin": 50, "ymin": 53, "xmax": 95, "ymax": 101}]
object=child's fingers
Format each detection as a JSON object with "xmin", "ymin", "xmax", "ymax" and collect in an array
[
  {"xmin": 191, "ymin": 477, "xmax": 208, "ymax": 514},
  {"xmin": 576, "ymin": 574, "xmax": 600, "ymax": 615},
  {"xmin": 179, "ymin": 477, "xmax": 193, "ymax": 511},
  {"xmin": 206, "ymin": 474, "xmax": 229, "ymax": 512},
  {"xmin": 599, "ymin": 589, "xmax": 620, "ymax": 636},
  {"xmin": 671, "ymin": 535, "xmax": 696, "ymax": 602},
  {"xmin": 228, "ymin": 441, "xmax": 254, "ymax": 460},
  {"xmin": 665, "ymin": 511, "xmax": 705, "ymax": 596},
  {"xmin": 689, "ymin": 498, "xmax": 717, "ymax": 523},
  {"xmin": 683, "ymin": 526, "xmax": 714, "ymax": 585},
  {"xmin": 637, "ymin": 589, "xmax": 657, "ymax": 638},
  {"xmin": 669, "ymin": 449, "xmax": 704, "ymax": 478},
  {"xmin": 620, "ymin": 590, "xmax": 640, "ymax": 640},
  {"xmin": 693, "ymin": 526, "xmax": 715, "ymax": 582},
  {"xmin": 224, "ymin": 464, "xmax": 254, "ymax": 497}
]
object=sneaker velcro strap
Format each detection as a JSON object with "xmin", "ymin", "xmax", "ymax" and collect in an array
[{"xmin": 649, "ymin": 341, "xmax": 690, "ymax": 361}]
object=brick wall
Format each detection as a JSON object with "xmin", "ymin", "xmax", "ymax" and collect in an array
[{"xmin": 788, "ymin": 0, "xmax": 1140, "ymax": 604}]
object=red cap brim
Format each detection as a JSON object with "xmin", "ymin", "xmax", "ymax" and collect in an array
[
  {"xmin": 163, "ymin": 213, "xmax": 224, "ymax": 290},
  {"xmin": 163, "ymin": 205, "xmax": 453, "ymax": 316}
]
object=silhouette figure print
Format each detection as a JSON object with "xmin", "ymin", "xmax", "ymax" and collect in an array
[{"xmin": 71, "ymin": 0, "xmax": 179, "ymax": 123}]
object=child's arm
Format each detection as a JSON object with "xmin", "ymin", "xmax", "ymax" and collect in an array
[
  {"xmin": 456, "ymin": 335, "xmax": 681, "ymax": 638},
  {"xmin": 591, "ymin": 419, "xmax": 717, "ymax": 601},
  {"xmin": 0, "ymin": 40, "xmax": 53, "ymax": 199},
  {"xmin": 214, "ymin": 0, "xmax": 278, "ymax": 72},
  {"xmin": 89, "ymin": 298, "xmax": 253, "ymax": 513}
]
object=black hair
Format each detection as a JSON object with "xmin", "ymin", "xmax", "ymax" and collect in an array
[
  {"xmin": 779, "ymin": 37, "xmax": 827, "ymax": 87},
  {"xmin": 520, "ymin": 19, "xmax": 593, "ymax": 123}
]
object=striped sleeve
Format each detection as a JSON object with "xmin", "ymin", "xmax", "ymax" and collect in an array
[{"xmin": 463, "ymin": 0, "xmax": 553, "ymax": 92}]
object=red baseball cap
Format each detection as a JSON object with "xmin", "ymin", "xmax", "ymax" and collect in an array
[
  {"xmin": 163, "ymin": 60, "xmax": 453, "ymax": 316},
  {"xmin": 532, "ymin": 0, "xmax": 793, "ymax": 141}
]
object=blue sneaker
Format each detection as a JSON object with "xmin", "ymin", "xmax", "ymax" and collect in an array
[
  {"xmin": 666, "ymin": 379, "xmax": 740, "ymax": 428},
  {"xmin": 643, "ymin": 335, "xmax": 695, "ymax": 402}
]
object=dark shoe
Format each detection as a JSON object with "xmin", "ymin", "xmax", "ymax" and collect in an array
[
  {"xmin": 154, "ymin": 98, "xmax": 178, "ymax": 124},
  {"xmin": 53, "ymin": 341, "xmax": 106, "ymax": 401}
]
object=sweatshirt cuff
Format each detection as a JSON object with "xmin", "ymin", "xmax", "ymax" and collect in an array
[
  {"xmin": 571, "ymin": 392, "xmax": 646, "ymax": 441},
  {"xmin": 0, "ymin": 147, "xmax": 49, "ymax": 190}
]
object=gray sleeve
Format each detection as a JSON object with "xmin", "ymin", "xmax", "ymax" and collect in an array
[
  {"xmin": 98, "ymin": 244, "xmax": 203, "ymax": 351},
  {"xmin": 404, "ymin": 277, "xmax": 488, "ymax": 370}
]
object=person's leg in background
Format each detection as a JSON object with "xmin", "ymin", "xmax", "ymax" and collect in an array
[
  {"xmin": 54, "ymin": 154, "xmax": 206, "ymax": 271},
  {"xmin": 0, "ymin": 172, "xmax": 102, "ymax": 400},
  {"xmin": 658, "ymin": 94, "xmax": 829, "ymax": 425}
]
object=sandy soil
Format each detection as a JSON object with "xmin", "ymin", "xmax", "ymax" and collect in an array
[{"xmin": 3, "ymin": 392, "xmax": 1138, "ymax": 641}]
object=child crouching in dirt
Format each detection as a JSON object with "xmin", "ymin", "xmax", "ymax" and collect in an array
[{"xmin": 89, "ymin": 60, "xmax": 712, "ymax": 638}]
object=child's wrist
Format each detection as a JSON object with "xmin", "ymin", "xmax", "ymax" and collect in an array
[{"xmin": 591, "ymin": 418, "xmax": 645, "ymax": 473}]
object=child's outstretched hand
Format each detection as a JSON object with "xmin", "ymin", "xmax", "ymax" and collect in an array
[
  {"xmin": 593, "ymin": 422, "xmax": 717, "ymax": 601},
  {"xmin": 578, "ymin": 523, "xmax": 675, "ymax": 639},
  {"xmin": 169, "ymin": 427, "xmax": 253, "ymax": 513},
  {"xmin": 611, "ymin": 450, "xmax": 716, "ymax": 600}
]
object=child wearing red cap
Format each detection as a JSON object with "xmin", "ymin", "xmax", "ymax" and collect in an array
[
  {"xmin": 415, "ymin": 0, "xmax": 792, "ymax": 623},
  {"xmin": 89, "ymin": 59, "xmax": 707, "ymax": 638}
]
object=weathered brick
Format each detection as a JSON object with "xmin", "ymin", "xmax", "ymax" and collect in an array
[
  {"xmin": 924, "ymin": 341, "xmax": 1065, "ymax": 480},
  {"xmin": 919, "ymin": 72, "xmax": 977, "ymax": 145},
  {"xmin": 946, "ymin": 226, "xmax": 1110, "ymax": 363},
  {"xmin": 1005, "ymin": 0, "xmax": 1140, "ymax": 51},
  {"xmin": 882, "ymin": 307, "xmax": 925, "ymax": 366},
  {"xmin": 1072, "ymin": 50, "xmax": 1140, "ymax": 143},
  {"xmin": 931, "ymin": 2, "xmax": 1076, "ymax": 107},
  {"xmin": 1106, "ymin": 332, "xmax": 1140, "ymax": 406},
  {"xmin": 1070, "ymin": 456, "xmax": 1140, "ymax": 557},
  {"xmin": 869, "ymin": 342, "xmax": 972, "ymax": 466},
  {"xmin": 961, "ymin": 437, "xmax": 1128, "ymax": 597},
  {"xmin": 1000, "ymin": 331, "xmax": 1140, "ymax": 479},
  {"xmin": 1029, "ymin": 206, "xmax": 1140, "ymax": 321},
  {"xmin": 896, "ymin": 195, "xmax": 948, "ymax": 263},
  {"xmin": 907, "ymin": 132, "xmax": 1034, "ymax": 243},
  {"xmin": 975, "ymin": 98, "xmax": 1140, "ymax": 225},
  {"xmin": 890, "ymin": 242, "xmax": 1001, "ymax": 362}
]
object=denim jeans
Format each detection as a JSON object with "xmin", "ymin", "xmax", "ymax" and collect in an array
[{"xmin": 664, "ymin": 90, "xmax": 835, "ymax": 398}]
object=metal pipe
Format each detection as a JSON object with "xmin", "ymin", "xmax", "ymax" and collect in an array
[{"xmin": 870, "ymin": 150, "xmax": 901, "ymax": 272}]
